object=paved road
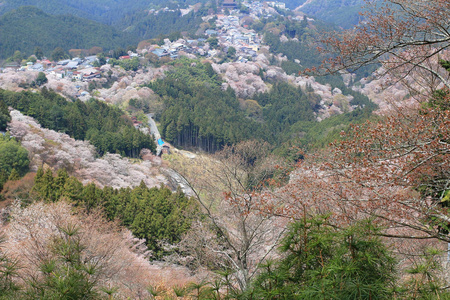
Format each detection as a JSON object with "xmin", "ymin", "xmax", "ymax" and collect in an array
[
  {"xmin": 145, "ymin": 114, "xmax": 193, "ymax": 195},
  {"xmin": 146, "ymin": 113, "xmax": 164, "ymax": 155},
  {"xmin": 146, "ymin": 113, "xmax": 161, "ymax": 140}
]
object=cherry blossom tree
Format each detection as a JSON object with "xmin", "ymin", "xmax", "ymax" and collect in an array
[
  {"xmin": 265, "ymin": 93, "xmax": 449, "ymax": 245},
  {"xmin": 318, "ymin": 0, "xmax": 450, "ymax": 100}
]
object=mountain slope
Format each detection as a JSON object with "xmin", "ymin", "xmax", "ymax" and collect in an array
[
  {"xmin": 296, "ymin": 0, "xmax": 367, "ymax": 28},
  {"xmin": 0, "ymin": 0, "xmax": 209, "ymax": 24},
  {"xmin": 0, "ymin": 0, "xmax": 151, "ymax": 24},
  {"xmin": 119, "ymin": 9, "xmax": 204, "ymax": 40},
  {"xmin": 280, "ymin": 0, "xmax": 368, "ymax": 28},
  {"xmin": 0, "ymin": 6, "xmax": 138, "ymax": 59}
]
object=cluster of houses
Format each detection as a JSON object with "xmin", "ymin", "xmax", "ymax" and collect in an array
[
  {"xmin": 150, "ymin": 42, "xmax": 187, "ymax": 59},
  {"xmin": 3, "ymin": 0, "xmax": 289, "ymax": 74},
  {"xmin": 266, "ymin": 1, "xmax": 286, "ymax": 10},
  {"xmin": 146, "ymin": 1, "xmax": 290, "ymax": 62},
  {"xmin": 3, "ymin": 55, "xmax": 103, "ymax": 82},
  {"xmin": 242, "ymin": 0, "xmax": 283, "ymax": 18},
  {"xmin": 214, "ymin": 14, "xmax": 260, "ymax": 59}
]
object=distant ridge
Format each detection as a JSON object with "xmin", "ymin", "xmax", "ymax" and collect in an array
[
  {"xmin": 294, "ymin": 0, "xmax": 368, "ymax": 28},
  {"xmin": 0, "ymin": 6, "xmax": 138, "ymax": 59},
  {"xmin": 0, "ymin": 0, "xmax": 208, "ymax": 24},
  {"xmin": 0, "ymin": 0, "xmax": 151, "ymax": 24}
]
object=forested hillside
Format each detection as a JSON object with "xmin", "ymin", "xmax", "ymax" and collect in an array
[
  {"xmin": 0, "ymin": 88, "xmax": 156, "ymax": 157},
  {"xmin": 1, "ymin": 0, "xmax": 448, "ymax": 298},
  {"xmin": 31, "ymin": 168, "xmax": 197, "ymax": 257},
  {"xmin": 283, "ymin": 0, "xmax": 368, "ymax": 28},
  {"xmin": 149, "ymin": 60, "xmax": 270, "ymax": 152},
  {"xmin": 0, "ymin": 6, "xmax": 137, "ymax": 59},
  {"xmin": 119, "ymin": 9, "xmax": 205, "ymax": 41},
  {"xmin": 0, "ymin": 0, "xmax": 145, "ymax": 23},
  {"xmin": 0, "ymin": 0, "xmax": 210, "ymax": 23},
  {"xmin": 0, "ymin": 0, "xmax": 374, "ymax": 60},
  {"xmin": 150, "ymin": 59, "xmax": 376, "ymax": 154}
]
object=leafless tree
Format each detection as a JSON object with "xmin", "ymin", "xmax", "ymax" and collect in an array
[{"xmin": 176, "ymin": 140, "xmax": 288, "ymax": 291}]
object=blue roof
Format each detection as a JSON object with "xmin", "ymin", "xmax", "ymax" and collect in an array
[
  {"xmin": 152, "ymin": 49, "xmax": 168, "ymax": 57},
  {"xmin": 157, "ymin": 138, "xmax": 164, "ymax": 146}
]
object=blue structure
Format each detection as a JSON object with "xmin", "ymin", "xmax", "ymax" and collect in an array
[{"xmin": 157, "ymin": 138, "xmax": 164, "ymax": 146}]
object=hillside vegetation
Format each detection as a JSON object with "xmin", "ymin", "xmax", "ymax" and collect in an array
[
  {"xmin": 0, "ymin": 0, "xmax": 211, "ymax": 23},
  {"xmin": 283, "ymin": 0, "xmax": 368, "ymax": 28},
  {"xmin": 0, "ymin": 88, "xmax": 156, "ymax": 157},
  {"xmin": 0, "ymin": 0, "xmax": 151, "ymax": 24},
  {"xmin": 150, "ymin": 59, "xmax": 376, "ymax": 155},
  {"xmin": 0, "ymin": 6, "xmax": 137, "ymax": 59},
  {"xmin": 119, "ymin": 9, "xmax": 205, "ymax": 41}
]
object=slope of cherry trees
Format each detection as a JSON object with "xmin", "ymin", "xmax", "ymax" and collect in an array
[
  {"xmin": 8, "ymin": 110, "xmax": 173, "ymax": 190},
  {"xmin": 0, "ymin": 52, "xmax": 383, "ymax": 123}
]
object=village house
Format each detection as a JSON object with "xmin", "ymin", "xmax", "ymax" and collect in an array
[
  {"xmin": 72, "ymin": 71, "xmax": 83, "ymax": 81},
  {"xmin": 222, "ymin": 0, "xmax": 238, "ymax": 9}
]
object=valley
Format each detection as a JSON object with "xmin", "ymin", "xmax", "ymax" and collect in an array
[{"xmin": 0, "ymin": 0, "xmax": 449, "ymax": 299}]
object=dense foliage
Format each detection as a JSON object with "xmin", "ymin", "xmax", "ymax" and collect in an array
[
  {"xmin": 242, "ymin": 216, "xmax": 397, "ymax": 299},
  {"xmin": 0, "ymin": 100, "xmax": 10, "ymax": 131},
  {"xmin": 315, "ymin": 74, "xmax": 378, "ymax": 109},
  {"xmin": 149, "ymin": 59, "xmax": 376, "ymax": 154},
  {"xmin": 264, "ymin": 31, "xmax": 323, "ymax": 70},
  {"xmin": 279, "ymin": 0, "xmax": 366, "ymax": 28},
  {"xmin": 108, "ymin": 57, "xmax": 140, "ymax": 71},
  {"xmin": 0, "ymin": 6, "xmax": 137, "ymax": 59},
  {"xmin": 0, "ymin": 88, "xmax": 156, "ymax": 157},
  {"xmin": 0, "ymin": 0, "xmax": 151, "ymax": 24},
  {"xmin": 32, "ymin": 168, "xmax": 197, "ymax": 257},
  {"xmin": 0, "ymin": 134, "xmax": 29, "ymax": 191},
  {"xmin": 119, "ymin": 9, "xmax": 205, "ymax": 41},
  {"xmin": 253, "ymin": 82, "xmax": 376, "ymax": 156},
  {"xmin": 149, "ymin": 59, "xmax": 270, "ymax": 152},
  {"xmin": 256, "ymin": 82, "xmax": 317, "ymax": 139},
  {"xmin": 0, "ymin": 0, "xmax": 210, "ymax": 24}
]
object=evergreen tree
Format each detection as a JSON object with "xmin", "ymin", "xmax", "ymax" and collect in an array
[
  {"xmin": 35, "ymin": 72, "xmax": 48, "ymax": 86},
  {"xmin": 7, "ymin": 169, "xmax": 20, "ymax": 181},
  {"xmin": 53, "ymin": 169, "xmax": 68, "ymax": 200},
  {"xmin": 25, "ymin": 223, "xmax": 101, "ymax": 299},
  {"xmin": 34, "ymin": 47, "xmax": 44, "ymax": 60},
  {"xmin": 62, "ymin": 176, "xmax": 84, "ymax": 203},
  {"xmin": 12, "ymin": 50, "xmax": 23, "ymax": 65},
  {"xmin": 245, "ymin": 216, "xmax": 397, "ymax": 299},
  {"xmin": 0, "ymin": 134, "xmax": 29, "ymax": 176},
  {"xmin": 0, "ymin": 100, "xmax": 11, "ymax": 131},
  {"xmin": 51, "ymin": 47, "xmax": 66, "ymax": 62},
  {"xmin": 41, "ymin": 169, "xmax": 55, "ymax": 202}
]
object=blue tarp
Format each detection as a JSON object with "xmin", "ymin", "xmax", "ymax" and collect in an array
[{"xmin": 157, "ymin": 139, "xmax": 164, "ymax": 146}]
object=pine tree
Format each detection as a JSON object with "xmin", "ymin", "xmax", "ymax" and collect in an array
[
  {"xmin": 27, "ymin": 223, "xmax": 100, "ymax": 299},
  {"xmin": 7, "ymin": 169, "xmax": 20, "ymax": 181},
  {"xmin": 62, "ymin": 176, "xmax": 83, "ymax": 203},
  {"xmin": 35, "ymin": 169, "xmax": 55, "ymax": 202},
  {"xmin": 53, "ymin": 169, "xmax": 68, "ymax": 200},
  {"xmin": 0, "ymin": 100, "xmax": 11, "ymax": 131},
  {"xmin": 245, "ymin": 216, "xmax": 397, "ymax": 299}
]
